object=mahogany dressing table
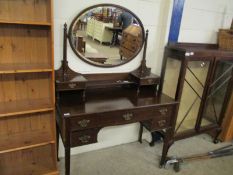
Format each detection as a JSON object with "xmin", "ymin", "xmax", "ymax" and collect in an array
[{"xmin": 55, "ymin": 4, "xmax": 178, "ymax": 175}]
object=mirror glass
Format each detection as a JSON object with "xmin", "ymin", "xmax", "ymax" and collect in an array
[{"xmin": 68, "ymin": 4, "xmax": 144, "ymax": 67}]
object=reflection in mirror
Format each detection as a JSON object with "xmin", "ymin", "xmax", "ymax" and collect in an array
[{"xmin": 69, "ymin": 5, "xmax": 144, "ymax": 67}]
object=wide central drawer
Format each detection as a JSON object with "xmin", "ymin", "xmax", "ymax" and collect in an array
[{"xmin": 69, "ymin": 105, "xmax": 174, "ymax": 131}]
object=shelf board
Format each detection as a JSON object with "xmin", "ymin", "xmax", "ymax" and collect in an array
[
  {"xmin": 0, "ymin": 63, "xmax": 53, "ymax": 74},
  {"xmin": 0, "ymin": 98, "xmax": 53, "ymax": 118},
  {"xmin": 0, "ymin": 130, "xmax": 54, "ymax": 154},
  {"xmin": 43, "ymin": 171, "xmax": 60, "ymax": 175},
  {"xmin": 0, "ymin": 20, "xmax": 51, "ymax": 26}
]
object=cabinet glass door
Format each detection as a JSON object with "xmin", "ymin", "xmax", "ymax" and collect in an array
[
  {"xmin": 162, "ymin": 57, "xmax": 181, "ymax": 99},
  {"xmin": 201, "ymin": 60, "xmax": 233, "ymax": 127},
  {"xmin": 175, "ymin": 61, "xmax": 210, "ymax": 133}
]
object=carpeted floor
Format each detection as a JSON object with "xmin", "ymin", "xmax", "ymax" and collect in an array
[{"xmin": 58, "ymin": 134, "xmax": 233, "ymax": 175}]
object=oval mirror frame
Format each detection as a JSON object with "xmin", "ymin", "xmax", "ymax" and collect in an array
[{"xmin": 68, "ymin": 3, "xmax": 145, "ymax": 68}]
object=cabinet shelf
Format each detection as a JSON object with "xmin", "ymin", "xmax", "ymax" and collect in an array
[
  {"xmin": 0, "ymin": 131, "xmax": 54, "ymax": 154},
  {"xmin": 0, "ymin": 20, "xmax": 51, "ymax": 26},
  {"xmin": 0, "ymin": 98, "xmax": 53, "ymax": 118},
  {"xmin": 0, "ymin": 63, "xmax": 53, "ymax": 74}
]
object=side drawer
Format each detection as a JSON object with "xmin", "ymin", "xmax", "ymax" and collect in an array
[
  {"xmin": 70, "ymin": 129, "xmax": 99, "ymax": 147},
  {"xmin": 141, "ymin": 105, "xmax": 175, "ymax": 131}
]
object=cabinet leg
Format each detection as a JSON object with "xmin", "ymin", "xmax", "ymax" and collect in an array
[
  {"xmin": 138, "ymin": 123, "xmax": 143, "ymax": 143},
  {"xmin": 56, "ymin": 123, "xmax": 60, "ymax": 162},
  {"xmin": 65, "ymin": 147, "xmax": 71, "ymax": 175},
  {"xmin": 160, "ymin": 129, "xmax": 174, "ymax": 167},
  {"xmin": 213, "ymin": 128, "xmax": 222, "ymax": 144}
]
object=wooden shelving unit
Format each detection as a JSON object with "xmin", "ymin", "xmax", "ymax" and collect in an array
[{"xmin": 0, "ymin": 0, "xmax": 58, "ymax": 174}]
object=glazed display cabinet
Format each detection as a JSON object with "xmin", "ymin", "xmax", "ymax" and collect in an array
[{"xmin": 159, "ymin": 43, "xmax": 233, "ymax": 142}]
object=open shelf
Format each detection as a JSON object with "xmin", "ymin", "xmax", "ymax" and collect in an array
[
  {"xmin": 0, "ymin": 130, "xmax": 54, "ymax": 154},
  {"xmin": 0, "ymin": 144, "xmax": 57, "ymax": 175},
  {"xmin": 0, "ymin": 20, "xmax": 51, "ymax": 26},
  {"xmin": 0, "ymin": 112, "xmax": 55, "ymax": 154},
  {"xmin": 0, "ymin": 24, "xmax": 52, "ymax": 67},
  {"xmin": 0, "ymin": 98, "xmax": 53, "ymax": 118},
  {"xmin": 0, "ymin": 63, "xmax": 52, "ymax": 74},
  {"xmin": 0, "ymin": 0, "xmax": 51, "ymax": 24},
  {"xmin": 0, "ymin": 73, "xmax": 53, "ymax": 118}
]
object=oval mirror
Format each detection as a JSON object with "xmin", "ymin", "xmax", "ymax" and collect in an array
[{"xmin": 68, "ymin": 4, "xmax": 145, "ymax": 67}]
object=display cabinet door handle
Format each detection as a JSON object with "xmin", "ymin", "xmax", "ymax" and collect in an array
[
  {"xmin": 68, "ymin": 83, "xmax": 77, "ymax": 88},
  {"xmin": 159, "ymin": 108, "xmax": 168, "ymax": 115},
  {"xmin": 78, "ymin": 119, "xmax": 90, "ymax": 128},
  {"xmin": 79, "ymin": 135, "xmax": 91, "ymax": 143},
  {"xmin": 122, "ymin": 113, "xmax": 133, "ymax": 121},
  {"xmin": 158, "ymin": 120, "xmax": 166, "ymax": 127}
]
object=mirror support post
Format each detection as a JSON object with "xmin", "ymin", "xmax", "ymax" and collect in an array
[
  {"xmin": 62, "ymin": 23, "xmax": 68, "ymax": 81},
  {"xmin": 132, "ymin": 30, "xmax": 151, "ymax": 77},
  {"xmin": 130, "ymin": 30, "xmax": 161, "ymax": 95},
  {"xmin": 139, "ymin": 30, "xmax": 151, "ymax": 77}
]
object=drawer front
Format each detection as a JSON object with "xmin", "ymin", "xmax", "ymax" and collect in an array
[
  {"xmin": 70, "ymin": 105, "xmax": 174, "ymax": 131},
  {"xmin": 120, "ymin": 47, "xmax": 135, "ymax": 59},
  {"xmin": 121, "ymin": 40, "xmax": 141, "ymax": 52},
  {"xmin": 141, "ymin": 105, "xmax": 175, "ymax": 131},
  {"xmin": 152, "ymin": 117, "xmax": 170, "ymax": 129},
  {"xmin": 71, "ymin": 129, "xmax": 99, "ymax": 147},
  {"xmin": 122, "ymin": 33, "xmax": 142, "ymax": 43},
  {"xmin": 139, "ymin": 78, "xmax": 160, "ymax": 86},
  {"xmin": 56, "ymin": 82, "xmax": 85, "ymax": 91},
  {"xmin": 142, "ymin": 117, "xmax": 170, "ymax": 131}
]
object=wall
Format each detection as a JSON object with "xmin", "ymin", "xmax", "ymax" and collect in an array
[
  {"xmin": 54, "ymin": 0, "xmax": 173, "ymax": 156},
  {"xmin": 179, "ymin": 0, "xmax": 233, "ymax": 43}
]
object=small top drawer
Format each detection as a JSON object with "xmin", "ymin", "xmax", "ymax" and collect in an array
[{"xmin": 56, "ymin": 82, "xmax": 86, "ymax": 91}]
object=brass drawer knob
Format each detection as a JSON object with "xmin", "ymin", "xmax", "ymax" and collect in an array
[
  {"xmin": 78, "ymin": 119, "xmax": 90, "ymax": 128},
  {"xmin": 68, "ymin": 83, "xmax": 77, "ymax": 88},
  {"xmin": 158, "ymin": 120, "xmax": 166, "ymax": 127},
  {"xmin": 79, "ymin": 135, "xmax": 91, "ymax": 143},
  {"xmin": 159, "ymin": 108, "xmax": 168, "ymax": 115},
  {"xmin": 147, "ymin": 79, "xmax": 154, "ymax": 84},
  {"xmin": 122, "ymin": 113, "xmax": 133, "ymax": 121}
]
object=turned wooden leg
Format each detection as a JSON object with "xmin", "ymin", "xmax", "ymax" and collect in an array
[
  {"xmin": 160, "ymin": 129, "xmax": 174, "ymax": 167},
  {"xmin": 56, "ymin": 123, "xmax": 60, "ymax": 161},
  {"xmin": 138, "ymin": 123, "xmax": 143, "ymax": 143},
  {"xmin": 65, "ymin": 147, "xmax": 71, "ymax": 175}
]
